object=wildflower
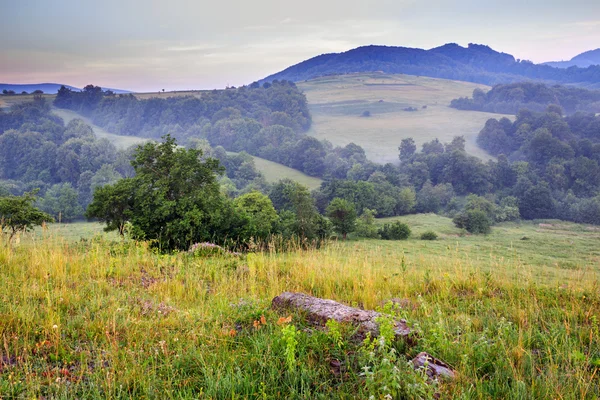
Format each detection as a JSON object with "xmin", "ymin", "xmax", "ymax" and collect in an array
[
  {"xmin": 260, "ymin": 315, "xmax": 267, "ymax": 325},
  {"xmin": 52, "ymin": 324, "xmax": 58, "ymax": 329},
  {"xmin": 277, "ymin": 315, "xmax": 292, "ymax": 325},
  {"xmin": 229, "ymin": 329, "xmax": 237, "ymax": 337}
]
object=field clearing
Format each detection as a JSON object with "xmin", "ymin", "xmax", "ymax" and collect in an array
[
  {"xmin": 51, "ymin": 108, "xmax": 150, "ymax": 149},
  {"xmin": 238, "ymin": 154, "xmax": 323, "ymax": 189},
  {"xmin": 298, "ymin": 74, "xmax": 512, "ymax": 163},
  {"xmin": 1, "ymin": 216, "xmax": 599, "ymax": 398}
]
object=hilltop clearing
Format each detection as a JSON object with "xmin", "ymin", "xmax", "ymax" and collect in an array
[{"xmin": 298, "ymin": 73, "xmax": 508, "ymax": 163}]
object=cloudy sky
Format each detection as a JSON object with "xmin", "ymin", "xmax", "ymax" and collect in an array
[{"xmin": 2, "ymin": 0, "xmax": 599, "ymax": 92}]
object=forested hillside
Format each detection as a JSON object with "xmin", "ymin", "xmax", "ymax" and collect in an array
[
  {"xmin": 261, "ymin": 43, "xmax": 600, "ymax": 88},
  {"xmin": 450, "ymin": 82, "xmax": 600, "ymax": 114},
  {"xmin": 53, "ymin": 82, "xmax": 379, "ymax": 179},
  {"xmin": 0, "ymin": 100, "xmax": 270, "ymax": 221},
  {"xmin": 49, "ymin": 79, "xmax": 600, "ymax": 226}
]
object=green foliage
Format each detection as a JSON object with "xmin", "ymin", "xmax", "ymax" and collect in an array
[
  {"xmin": 453, "ymin": 209, "xmax": 492, "ymax": 234},
  {"xmin": 420, "ymin": 230, "xmax": 438, "ymax": 240},
  {"xmin": 39, "ymin": 183, "xmax": 84, "ymax": 222},
  {"xmin": 280, "ymin": 324, "xmax": 298, "ymax": 371},
  {"xmin": 88, "ymin": 135, "xmax": 242, "ymax": 251},
  {"xmin": 378, "ymin": 221, "xmax": 411, "ymax": 240},
  {"xmin": 0, "ymin": 191, "xmax": 53, "ymax": 240},
  {"xmin": 360, "ymin": 331, "xmax": 435, "ymax": 400},
  {"xmin": 269, "ymin": 179, "xmax": 326, "ymax": 240},
  {"xmin": 86, "ymin": 178, "xmax": 134, "ymax": 235},
  {"xmin": 325, "ymin": 319, "xmax": 345, "ymax": 349},
  {"xmin": 326, "ymin": 198, "xmax": 357, "ymax": 239},
  {"xmin": 233, "ymin": 191, "xmax": 278, "ymax": 241},
  {"xmin": 354, "ymin": 208, "xmax": 379, "ymax": 238},
  {"xmin": 451, "ymin": 82, "xmax": 600, "ymax": 115}
]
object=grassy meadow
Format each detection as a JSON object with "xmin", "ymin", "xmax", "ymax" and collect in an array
[
  {"xmin": 298, "ymin": 73, "xmax": 512, "ymax": 163},
  {"xmin": 239, "ymin": 154, "xmax": 323, "ymax": 190},
  {"xmin": 1, "ymin": 216, "xmax": 599, "ymax": 398}
]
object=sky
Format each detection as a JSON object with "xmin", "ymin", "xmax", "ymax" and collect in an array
[{"xmin": 1, "ymin": 0, "xmax": 600, "ymax": 92}]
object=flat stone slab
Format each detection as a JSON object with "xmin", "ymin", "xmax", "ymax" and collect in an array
[{"xmin": 271, "ymin": 292, "xmax": 412, "ymax": 340}]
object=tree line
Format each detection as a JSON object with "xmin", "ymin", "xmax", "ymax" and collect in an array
[
  {"xmin": 450, "ymin": 82, "xmax": 600, "ymax": 115},
  {"xmin": 0, "ymin": 100, "xmax": 269, "ymax": 221},
  {"xmin": 53, "ymin": 82, "xmax": 382, "ymax": 180}
]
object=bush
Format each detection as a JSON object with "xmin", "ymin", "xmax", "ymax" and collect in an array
[
  {"xmin": 378, "ymin": 221, "xmax": 411, "ymax": 240},
  {"xmin": 453, "ymin": 210, "xmax": 492, "ymax": 234},
  {"xmin": 354, "ymin": 209, "xmax": 379, "ymax": 238},
  {"xmin": 420, "ymin": 231, "xmax": 438, "ymax": 240}
]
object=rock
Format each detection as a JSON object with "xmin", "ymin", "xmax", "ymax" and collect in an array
[
  {"xmin": 411, "ymin": 352, "xmax": 456, "ymax": 380},
  {"xmin": 271, "ymin": 292, "xmax": 412, "ymax": 340}
]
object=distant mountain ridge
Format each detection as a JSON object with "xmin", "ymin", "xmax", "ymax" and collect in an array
[
  {"xmin": 260, "ymin": 43, "xmax": 600, "ymax": 88},
  {"xmin": 544, "ymin": 48, "xmax": 600, "ymax": 69},
  {"xmin": 0, "ymin": 83, "xmax": 131, "ymax": 94}
]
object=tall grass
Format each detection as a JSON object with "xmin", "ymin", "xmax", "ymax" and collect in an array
[{"xmin": 0, "ymin": 230, "xmax": 598, "ymax": 398}]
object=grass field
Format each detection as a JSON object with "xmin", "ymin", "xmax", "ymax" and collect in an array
[
  {"xmin": 1, "ymin": 216, "xmax": 598, "ymax": 398},
  {"xmin": 298, "ymin": 73, "xmax": 512, "ymax": 163},
  {"xmin": 51, "ymin": 108, "xmax": 150, "ymax": 150},
  {"xmin": 227, "ymin": 152, "xmax": 323, "ymax": 190}
]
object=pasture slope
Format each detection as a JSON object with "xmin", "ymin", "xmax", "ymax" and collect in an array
[
  {"xmin": 2, "ymin": 215, "xmax": 597, "ymax": 398},
  {"xmin": 298, "ymin": 73, "xmax": 511, "ymax": 163}
]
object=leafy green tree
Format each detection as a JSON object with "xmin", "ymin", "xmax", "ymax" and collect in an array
[
  {"xmin": 519, "ymin": 182, "xmax": 554, "ymax": 220},
  {"xmin": 0, "ymin": 191, "xmax": 53, "ymax": 241},
  {"xmin": 86, "ymin": 178, "xmax": 135, "ymax": 235},
  {"xmin": 40, "ymin": 183, "xmax": 84, "ymax": 222},
  {"xmin": 398, "ymin": 138, "xmax": 416, "ymax": 161},
  {"xmin": 326, "ymin": 198, "xmax": 357, "ymax": 239},
  {"xmin": 354, "ymin": 208, "xmax": 379, "ymax": 238},
  {"xmin": 233, "ymin": 191, "xmax": 278, "ymax": 241},
  {"xmin": 396, "ymin": 187, "xmax": 416, "ymax": 215},
  {"xmin": 129, "ymin": 135, "xmax": 228, "ymax": 250}
]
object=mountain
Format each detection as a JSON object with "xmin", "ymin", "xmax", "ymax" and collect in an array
[
  {"xmin": 0, "ymin": 83, "xmax": 131, "ymax": 94},
  {"xmin": 260, "ymin": 43, "xmax": 600, "ymax": 88},
  {"xmin": 544, "ymin": 48, "xmax": 600, "ymax": 69}
]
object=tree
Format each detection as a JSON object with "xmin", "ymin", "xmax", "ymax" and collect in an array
[
  {"xmin": 0, "ymin": 191, "xmax": 54, "ymax": 241},
  {"xmin": 396, "ymin": 187, "xmax": 416, "ymax": 215},
  {"xmin": 519, "ymin": 182, "xmax": 554, "ymax": 220},
  {"xmin": 233, "ymin": 191, "xmax": 278, "ymax": 241},
  {"xmin": 326, "ymin": 198, "xmax": 357, "ymax": 239},
  {"xmin": 87, "ymin": 135, "xmax": 234, "ymax": 250},
  {"xmin": 354, "ymin": 208, "xmax": 379, "ymax": 238},
  {"xmin": 40, "ymin": 183, "xmax": 84, "ymax": 222},
  {"xmin": 86, "ymin": 178, "xmax": 134, "ymax": 235},
  {"xmin": 398, "ymin": 138, "xmax": 416, "ymax": 162}
]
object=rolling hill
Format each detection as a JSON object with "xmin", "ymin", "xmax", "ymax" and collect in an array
[
  {"xmin": 298, "ymin": 73, "xmax": 510, "ymax": 163},
  {"xmin": 544, "ymin": 48, "xmax": 600, "ymax": 69},
  {"xmin": 261, "ymin": 43, "xmax": 600, "ymax": 88}
]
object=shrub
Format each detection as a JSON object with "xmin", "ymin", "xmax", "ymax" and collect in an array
[
  {"xmin": 378, "ymin": 221, "xmax": 411, "ymax": 240},
  {"xmin": 354, "ymin": 208, "xmax": 379, "ymax": 238},
  {"xmin": 420, "ymin": 231, "xmax": 438, "ymax": 240},
  {"xmin": 453, "ymin": 210, "xmax": 492, "ymax": 234}
]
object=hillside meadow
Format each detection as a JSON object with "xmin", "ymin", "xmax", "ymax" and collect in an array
[
  {"xmin": 1, "ymin": 216, "xmax": 598, "ymax": 398},
  {"xmin": 298, "ymin": 73, "xmax": 512, "ymax": 163}
]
